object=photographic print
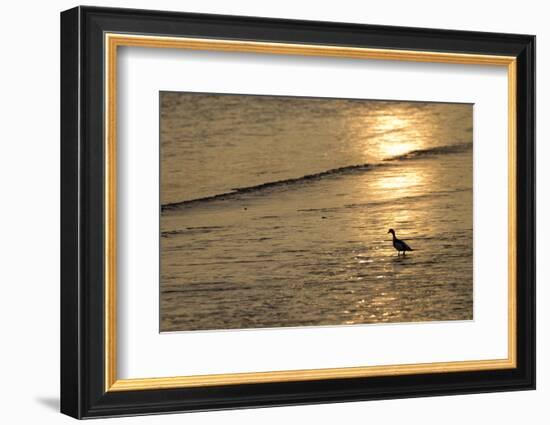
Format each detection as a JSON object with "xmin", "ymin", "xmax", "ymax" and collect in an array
[
  {"xmin": 160, "ymin": 92, "xmax": 473, "ymax": 332},
  {"xmin": 61, "ymin": 9, "xmax": 535, "ymax": 416}
]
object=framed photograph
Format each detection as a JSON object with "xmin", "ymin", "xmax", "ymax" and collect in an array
[{"xmin": 60, "ymin": 6, "xmax": 535, "ymax": 419}]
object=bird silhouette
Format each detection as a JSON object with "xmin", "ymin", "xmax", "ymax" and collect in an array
[{"xmin": 387, "ymin": 229, "xmax": 413, "ymax": 256}]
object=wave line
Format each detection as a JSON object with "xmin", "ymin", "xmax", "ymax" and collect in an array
[
  {"xmin": 162, "ymin": 163, "xmax": 374, "ymax": 211},
  {"xmin": 384, "ymin": 142, "xmax": 472, "ymax": 162},
  {"xmin": 162, "ymin": 142, "xmax": 472, "ymax": 211}
]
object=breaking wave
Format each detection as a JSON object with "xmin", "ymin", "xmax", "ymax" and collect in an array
[{"xmin": 161, "ymin": 142, "xmax": 471, "ymax": 211}]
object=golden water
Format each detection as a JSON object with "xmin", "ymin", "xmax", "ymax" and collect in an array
[{"xmin": 160, "ymin": 92, "xmax": 473, "ymax": 332}]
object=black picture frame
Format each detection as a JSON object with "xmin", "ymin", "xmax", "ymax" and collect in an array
[{"xmin": 61, "ymin": 5, "xmax": 535, "ymax": 419}]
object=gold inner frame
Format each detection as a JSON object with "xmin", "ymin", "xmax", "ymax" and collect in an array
[{"xmin": 104, "ymin": 33, "xmax": 517, "ymax": 392}]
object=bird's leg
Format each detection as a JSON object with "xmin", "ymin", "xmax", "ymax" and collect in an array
[{"xmin": 403, "ymin": 251, "xmax": 406, "ymax": 256}]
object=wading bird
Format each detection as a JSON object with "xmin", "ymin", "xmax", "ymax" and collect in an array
[{"xmin": 387, "ymin": 229, "xmax": 413, "ymax": 256}]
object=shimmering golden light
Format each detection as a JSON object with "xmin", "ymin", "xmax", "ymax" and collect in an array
[
  {"xmin": 372, "ymin": 168, "xmax": 426, "ymax": 226},
  {"xmin": 368, "ymin": 113, "xmax": 425, "ymax": 160},
  {"xmin": 374, "ymin": 115, "xmax": 408, "ymax": 132},
  {"xmin": 375, "ymin": 171, "xmax": 423, "ymax": 192},
  {"xmin": 382, "ymin": 141, "xmax": 417, "ymax": 158}
]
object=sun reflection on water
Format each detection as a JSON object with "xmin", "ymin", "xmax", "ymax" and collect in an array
[
  {"xmin": 367, "ymin": 112, "xmax": 427, "ymax": 160},
  {"xmin": 375, "ymin": 172, "xmax": 423, "ymax": 191},
  {"xmin": 382, "ymin": 141, "xmax": 418, "ymax": 158}
]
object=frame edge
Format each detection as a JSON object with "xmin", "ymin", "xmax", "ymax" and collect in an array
[
  {"xmin": 60, "ymin": 6, "xmax": 83, "ymax": 420},
  {"xmin": 516, "ymin": 34, "xmax": 536, "ymax": 391},
  {"xmin": 62, "ymin": 6, "xmax": 536, "ymax": 418}
]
